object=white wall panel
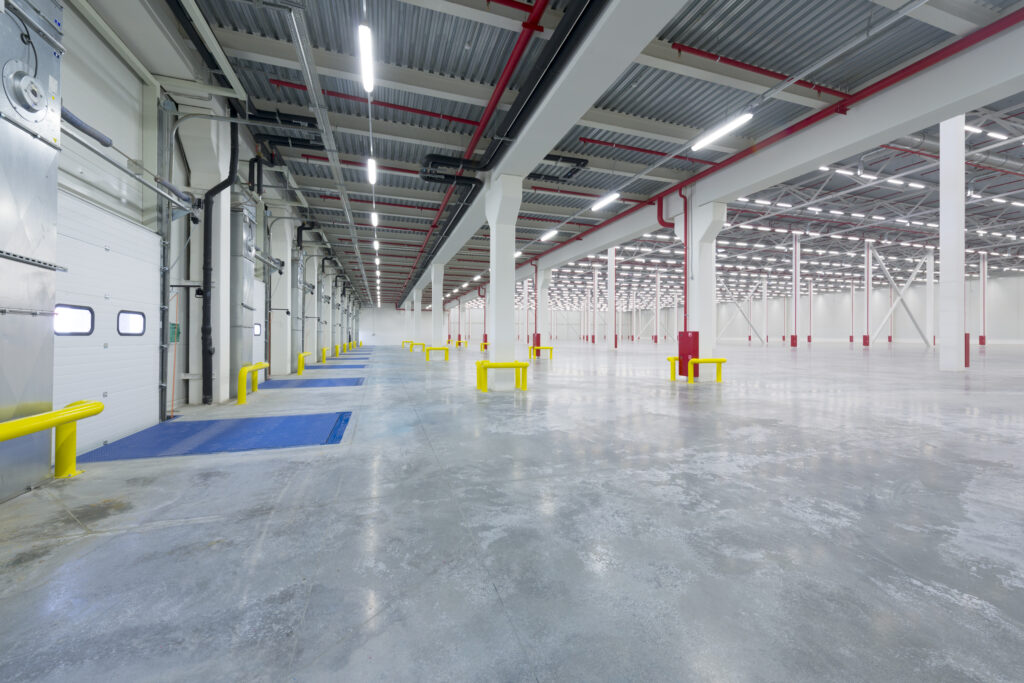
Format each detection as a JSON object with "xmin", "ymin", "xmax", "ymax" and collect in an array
[{"xmin": 55, "ymin": 193, "xmax": 160, "ymax": 453}]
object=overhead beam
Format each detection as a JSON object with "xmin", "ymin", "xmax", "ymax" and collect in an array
[
  {"xmin": 693, "ymin": 18, "xmax": 1024, "ymax": 207},
  {"xmin": 869, "ymin": 0, "xmax": 999, "ymax": 35}
]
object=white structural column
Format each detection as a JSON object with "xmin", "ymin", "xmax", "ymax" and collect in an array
[
  {"xmin": 940, "ymin": 114, "xmax": 967, "ymax": 370},
  {"xmin": 807, "ymin": 280, "xmax": 813, "ymax": 343},
  {"xmin": 592, "ymin": 268, "xmax": 599, "ymax": 343},
  {"xmin": 761, "ymin": 274, "xmax": 768, "ymax": 345},
  {"xmin": 522, "ymin": 278, "xmax": 530, "ymax": 342},
  {"xmin": 431, "ymin": 264, "xmax": 444, "ymax": 346},
  {"xmin": 412, "ymin": 288, "xmax": 422, "ymax": 341},
  {"xmin": 682, "ymin": 202, "xmax": 726, "ymax": 358},
  {"xmin": 925, "ymin": 252, "xmax": 935, "ymax": 345},
  {"xmin": 863, "ymin": 242, "xmax": 872, "ymax": 347},
  {"xmin": 404, "ymin": 299, "xmax": 412, "ymax": 341},
  {"xmin": 537, "ymin": 268, "xmax": 551, "ymax": 346},
  {"xmin": 485, "ymin": 174, "xmax": 523, "ymax": 388},
  {"xmin": 673, "ymin": 293, "xmax": 679, "ymax": 340},
  {"xmin": 606, "ymin": 248, "xmax": 617, "ymax": 349},
  {"xmin": 654, "ymin": 270, "xmax": 661, "ymax": 343},
  {"xmin": 791, "ymin": 234, "xmax": 800, "ymax": 347},
  {"xmin": 979, "ymin": 252, "xmax": 988, "ymax": 345}
]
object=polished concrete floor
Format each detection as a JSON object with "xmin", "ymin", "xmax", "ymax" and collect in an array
[{"xmin": 1, "ymin": 340, "xmax": 1023, "ymax": 681}]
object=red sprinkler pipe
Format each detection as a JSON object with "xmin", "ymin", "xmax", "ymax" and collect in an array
[
  {"xmin": 399, "ymin": 0, "xmax": 550, "ymax": 295},
  {"xmin": 525, "ymin": 7, "xmax": 1024, "ymax": 283}
]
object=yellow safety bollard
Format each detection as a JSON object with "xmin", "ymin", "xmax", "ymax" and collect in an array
[
  {"xmin": 297, "ymin": 351, "xmax": 313, "ymax": 375},
  {"xmin": 237, "ymin": 362, "xmax": 270, "ymax": 405},
  {"xmin": 666, "ymin": 356, "xmax": 679, "ymax": 382},
  {"xmin": 320, "ymin": 347, "xmax": 327, "ymax": 363},
  {"xmin": 334, "ymin": 344, "xmax": 340, "ymax": 357}
]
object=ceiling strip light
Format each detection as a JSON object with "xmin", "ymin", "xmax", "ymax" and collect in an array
[
  {"xmin": 358, "ymin": 25, "xmax": 374, "ymax": 93},
  {"xmin": 591, "ymin": 193, "xmax": 620, "ymax": 212},
  {"xmin": 691, "ymin": 112, "xmax": 754, "ymax": 152},
  {"xmin": 366, "ymin": 158, "xmax": 377, "ymax": 185}
]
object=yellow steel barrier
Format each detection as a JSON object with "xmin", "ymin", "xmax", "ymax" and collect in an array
[
  {"xmin": 401, "ymin": 340, "xmax": 413, "ymax": 348},
  {"xmin": 297, "ymin": 351, "xmax": 313, "ymax": 375},
  {"xmin": 666, "ymin": 356, "xmax": 679, "ymax": 382},
  {"xmin": 320, "ymin": 347, "xmax": 327, "ymax": 363},
  {"xmin": 237, "ymin": 362, "xmax": 270, "ymax": 405},
  {"xmin": 425, "ymin": 346, "xmax": 449, "ymax": 361},
  {"xmin": 529, "ymin": 345, "xmax": 554, "ymax": 360},
  {"xmin": 410, "ymin": 342, "xmax": 425, "ymax": 352},
  {"xmin": 358, "ymin": 341, "xmax": 363, "ymax": 347},
  {"xmin": 0, "ymin": 400, "xmax": 105, "ymax": 479},
  {"xmin": 476, "ymin": 360, "xmax": 529, "ymax": 393},
  {"xmin": 687, "ymin": 357, "xmax": 727, "ymax": 384},
  {"xmin": 480, "ymin": 341, "xmax": 489, "ymax": 351},
  {"xmin": 334, "ymin": 344, "xmax": 340, "ymax": 357},
  {"xmin": 455, "ymin": 339, "xmax": 467, "ymax": 349}
]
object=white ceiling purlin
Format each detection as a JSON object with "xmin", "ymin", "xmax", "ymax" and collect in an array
[
  {"xmin": 401, "ymin": 0, "xmax": 692, "ymax": 306},
  {"xmin": 867, "ymin": 0, "xmax": 999, "ymax": 35}
]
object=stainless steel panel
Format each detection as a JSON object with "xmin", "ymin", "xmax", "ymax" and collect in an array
[
  {"xmin": 291, "ymin": 251, "xmax": 304, "ymax": 371},
  {"xmin": 228, "ymin": 210, "xmax": 254, "ymax": 398},
  {"xmin": 0, "ymin": 0, "xmax": 60, "ymax": 501}
]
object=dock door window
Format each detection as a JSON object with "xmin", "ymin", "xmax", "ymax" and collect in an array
[
  {"xmin": 54, "ymin": 305, "xmax": 94, "ymax": 336},
  {"xmin": 117, "ymin": 311, "xmax": 146, "ymax": 336}
]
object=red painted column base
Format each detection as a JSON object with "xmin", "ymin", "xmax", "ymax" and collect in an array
[
  {"xmin": 849, "ymin": 335, "xmax": 854, "ymax": 342},
  {"xmin": 807, "ymin": 335, "xmax": 812, "ymax": 343},
  {"xmin": 862, "ymin": 335, "xmax": 870, "ymax": 347},
  {"xmin": 979, "ymin": 335, "xmax": 986, "ymax": 345},
  {"xmin": 532, "ymin": 332, "xmax": 541, "ymax": 358},
  {"xmin": 789, "ymin": 334, "xmax": 797, "ymax": 347},
  {"xmin": 965, "ymin": 332, "xmax": 971, "ymax": 367},
  {"xmin": 887, "ymin": 335, "xmax": 892, "ymax": 343}
]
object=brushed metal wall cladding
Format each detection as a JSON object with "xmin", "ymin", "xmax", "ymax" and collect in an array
[
  {"xmin": 54, "ymin": 192, "xmax": 160, "ymax": 454},
  {"xmin": 229, "ymin": 210, "xmax": 255, "ymax": 398},
  {"xmin": 0, "ymin": 0, "xmax": 62, "ymax": 503}
]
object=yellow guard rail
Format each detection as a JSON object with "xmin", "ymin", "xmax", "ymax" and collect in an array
[
  {"xmin": 529, "ymin": 345, "xmax": 554, "ymax": 360},
  {"xmin": 0, "ymin": 400, "xmax": 105, "ymax": 479},
  {"xmin": 237, "ymin": 361, "xmax": 270, "ymax": 405},
  {"xmin": 687, "ymin": 358, "xmax": 727, "ymax": 384},
  {"xmin": 476, "ymin": 361, "xmax": 529, "ymax": 393},
  {"xmin": 297, "ymin": 351, "xmax": 313, "ymax": 375},
  {"xmin": 425, "ymin": 346, "xmax": 449, "ymax": 361}
]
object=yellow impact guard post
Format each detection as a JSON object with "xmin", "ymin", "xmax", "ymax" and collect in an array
[
  {"xmin": 410, "ymin": 342, "xmax": 426, "ymax": 352},
  {"xmin": 666, "ymin": 356, "xmax": 679, "ymax": 382},
  {"xmin": 334, "ymin": 344, "xmax": 340, "ymax": 357},
  {"xmin": 0, "ymin": 400, "xmax": 105, "ymax": 479},
  {"xmin": 475, "ymin": 361, "xmax": 529, "ymax": 393},
  {"xmin": 401, "ymin": 340, "xmax": 413, "ymax": 348},
  {"xmin": 341, "ymin": 343, "xmax": 348, "ymax": 353},
  {"xmin": 687, "ymin": 358, "xmax": 727, "ymax": 384},
  {"xmin": 358, "ymin": 341, "xmax": 363, "ymax": 347},
  {"xmin": 529, "ymin": 345, "xmax": 554, "ymax": 359},
  {"xmin": 237, "ymin": 362, "xmax": 271, "ymax": 405},
  {"xmin": 455, "ymin": 339, "xmax": 468, "ymax": 349},
  {"xmin": 320, "ymin": 347, "xmax": 327, "ymax": 363},
  {"xmin": 480, "ymin": 341, "xmax": 489, "ymax": 352},
  {"xmin": 425, "ymin": 346, "xmax": 449, "ymax": 361},
  {"xmin": 297, "ymin": 351, "xmax": 313, "ymax": 375}
]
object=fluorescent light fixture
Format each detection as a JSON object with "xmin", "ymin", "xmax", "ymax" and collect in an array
[
  {"xmin": 860, "ymin": 173, "xmax": 878, "ymax": 180},
  {"xmin": 908, "ymin": 182, "xmax": 925, "ymax": 189},
  {"xmin": 829, "ymin": 210, "xmax": 844, "ymax": 215},
  {"xmin": 835, "ymin": 169, "xmax": 854, "ymax": 176},
  {"xmin": 964, "ymin": 125, "xmax": 983, "ymax": 134},
  {"xmin": 818, "ymin": 166, "xmax": 830, "ymax": 172},
  {"xmin": 366, "ymin": 158, "xmax": 377, "ymax": 185},
  {"xmin": 473, "ymin": 275, "xmax": 481, "ymax": 281},
  {"xmin": 591, "ymin": 192, "xmax": 620, "ymax": 211},
  {"xmin": 691, "ymin": 111, "xmax": 753, "ymax": 151},
  {"xmin": 371, "ymin": 211, "xmax": 379, "ymax": 227},
  {"xmin": 807, "ymin": 207, "xmax": 822, "ymax": 213},
  {"xmin": 514, "ymin": 250, "xmax": 523, "ymax": 258},
  {"xmin": 737, "ymin": 197, "xmax": 750, "ymax": 202},
  {"xmin": 373, "ymin": 240, "xmax": 380, "ymax": 250},
  {"xmin": 375, "ymin": 270, "xmax": 381, "ymax": 277},
  {"xmin": 993, "ymin": 197, "xmax": 1007, "ymax": 203},
  {"xmin": 886, "ymin": 178, "xmax": 905, "ymax": 185},
  {"xmin": 987, "ymin": 131, "xmax": 1009, "ymax": 140},
  {"xmin": 754, "ymin": 199, "xmax": 771, "ymax": 205},
  {"xmin": 540, "ymin": 229, "xmax": 558, "ymax": 242},
  {"xmin": 777, "ymin": 202, "xmax": 792, "ymax": 208},
  {"xmin": 358, "ymin": 24, "xmax": 374, "ymax": 93},
  {"xmin": 374, "ymin": 257, "xmax": 380, "ymax": 265}
]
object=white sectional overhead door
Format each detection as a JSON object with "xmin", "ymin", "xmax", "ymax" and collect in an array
[{"xmin": 54, "ymin": 192, "xmax": 160, "ymax": 453}]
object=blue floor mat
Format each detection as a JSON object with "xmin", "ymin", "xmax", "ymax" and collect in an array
[
  {"xmin": 80, "ymin": 412, "xmax": 352, "ymax": 461},
  {"xmin": 262, "ymin": 378, "xmax": 365, "ymax": 388},
  {"xmin": 305, "ymin": 365, "xmax": 366, "ymax": 370}
]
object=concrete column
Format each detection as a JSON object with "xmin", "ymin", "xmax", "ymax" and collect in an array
[
  {"xmin": 682, "ymin": 201, "xmax": 726, "ymax": 358},
  {"xmin": 925, "ymin": 252, "xmax": 935, "ymax": 346},
  {"xmin": 606, "ymin": 248, "xmax": 616, "ymax": 349},
  {"xmin": 485, "ymin": 174, "xmax": 523, "ymax": 388},
  {"xmin": 413, "ymin": 289, "xmax": 422, "ymax": 341},
  {"xmin": 404, "ymin": 299, "xmax": 412, "ymax": 341},
  {"xmin": 538, "ymin": 268, "xmax": 551, "ymax": 345},
  {"xmin": 940, "ymin": 114, "xmax": 966, "ymax": 371},
  {"xmin": 269, "ymin": 221, "xmax": 293, "ymax": 376},
  {"xmin": 863, "ymin": 242, "xmax": 872, "ymax": 346},
  {"xmin": 979, "ymin": 252, "xmax": 987, "ymax": 345},
  {"xmin": 791, "ymin": 234, "xmax": 800, "ymax": 347},
  {"xmin": 303, "ymin": 256, "xmax": 318, "ymax": 354},
  {"xmin": 807, "ymin": 279, "xmax": 813, "ymax": 343},
  {"xmin": 431, "ymin": 264, "xmax": 444, "ymax": 346},
  {"xmin": 592, "ymin": 268, "xmax": 599, "ymax": 343},
  {"xmin": 654, "ymin": 270, "xmax": 661, "ymax": 343},
  {"xmin": 522, "ymin": 278, "xmax": 530, "ymax": 342},
  {"xmin": 761, "ymin": 274, "xmax": 768, "ymax": 345},
  {"xmin": 673, "ymin": 293, "xmax": 679, "ymax": 340}
]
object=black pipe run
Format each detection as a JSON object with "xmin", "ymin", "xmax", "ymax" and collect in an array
[{"xmin": 201, "ymin": 121, "xmax": 238, "ymax": 404}]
